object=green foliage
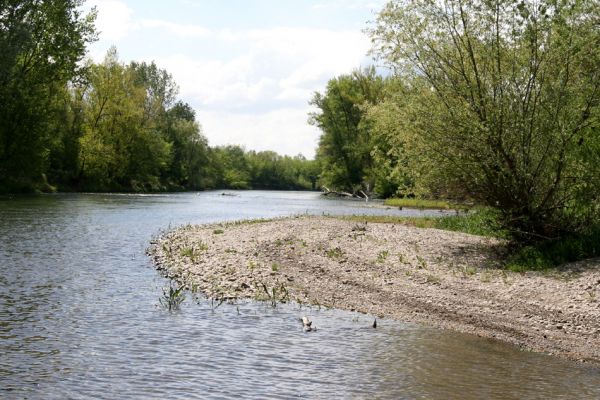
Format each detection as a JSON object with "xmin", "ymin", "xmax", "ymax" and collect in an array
[
  {"xmin": 507, "ymin": 226, "xmax": 600, "ymax": 272},
  {"xmin": 337, "ymin": 208, "xmax": 507, "ymax": 238},
  {"xmin": 0, "ymin": 0, "xmax": 96, "ymax": 192},
  {"xmin": 159, "ymin": 282, "xmax": 185, "ymax": 311},
  {"xmin": 310, "ymin": 67, "xmax": 387, "ymax": 194},
  {"xmin": 376, "ymin": 250, "xmax": 389, "ymax": 263},
  {"xmin": 384, "ymin": 198, "xmax": 463, "ymax": 210},
  {"xmin": 258, "ymin": 282, "xmax": 290, "ymax": 308},
  {"xmin": 209, "ymin": 145, "xmax": 317, "ymax": 191},
  {"xmin": 326, "ymin": 247, "xmax": 345, "ymax": 259},
  {"xmin": 72, "ymin": 49, "xmax": 203, "ymax": 191},
  {"xmin": 435, "ymin": 209, "xmax": 509, "ymax": 239},
  {"xmin": 0, "ymin": 15, "xmax": 315, "ymax": 194},
  {"xmin": 368, "ymin": 0, "xmax": 600, "ymax": 240}
]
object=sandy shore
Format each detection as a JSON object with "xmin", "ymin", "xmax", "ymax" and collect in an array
[{"xmin": 148, "ymin": 216, "xmax": 600, "ymax": 364}]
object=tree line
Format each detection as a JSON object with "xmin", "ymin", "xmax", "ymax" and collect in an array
[
  {"xmin": 2, "ymin": 0, "xmax": 599, "ymax": 241},
  {"xmin": 0, "ymin": 1, "xmax": 317, "ymax": 193},
  {"xmin": 311, "ymin": 0, "xmax": 599, "ymax": 240}
]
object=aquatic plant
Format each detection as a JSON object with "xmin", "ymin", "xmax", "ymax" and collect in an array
[
  {"xmin": 159, "ymin": 282, "xmax": 185, "ymax": 311},
  {"xmin": 257, "ymin": 281, "xmax": 290, "ymax": 308}
]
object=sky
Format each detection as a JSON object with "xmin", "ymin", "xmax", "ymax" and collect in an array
[{"xmin": 85, "ymin": 0, "xmax": 388, "ymax": 158}]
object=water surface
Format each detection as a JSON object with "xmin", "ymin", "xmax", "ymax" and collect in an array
[{"xmin": 1, "ymin": 191, "xmax": 598, "ymax": 399}]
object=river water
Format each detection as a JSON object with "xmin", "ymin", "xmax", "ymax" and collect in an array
[{"xmin": 1, "ymin": 191, "xmax": 598, "ymax": 399}]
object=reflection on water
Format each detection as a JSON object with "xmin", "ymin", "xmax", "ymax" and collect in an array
[{"xmin": 1, "ymin": 191, "xmax": 598, "ymax": 399}]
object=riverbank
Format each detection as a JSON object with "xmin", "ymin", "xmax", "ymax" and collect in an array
[{"xmin": 148, "ymin": 216, "xmax": 600, "ymax": 364}]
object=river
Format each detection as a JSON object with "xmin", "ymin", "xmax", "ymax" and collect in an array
[{"xmin": 1, "ymin": 191, "xmax": 598, "ymax": 399}]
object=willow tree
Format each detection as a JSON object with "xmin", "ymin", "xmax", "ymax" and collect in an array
[{"xmin": 369, "ymin": 0, "xmax": 600, "ymax": 239}]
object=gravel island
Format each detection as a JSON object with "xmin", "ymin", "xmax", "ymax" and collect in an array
[{"xmin": 148, "ymin": 216, "xmax": 600, "ymax": 364}]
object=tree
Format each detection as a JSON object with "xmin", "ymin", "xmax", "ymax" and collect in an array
[
  {"xmin": 211, "ymin": 145, "xmax": 252, "ymax": 189},
  {"xmin": 164, "ymin": 102, "xmax": 211, "ymax": 189},
  {"xmin": 310, "ymin": 67, "xmax": 386, "ymax": 194},
  {"xmin": 0, "ymin": 0, "xmax": 96, "ymax": 191},
  {"xmin": 77, "ymin": 49, "xmax": 173, "ymax": 191},
  {"xmin": 364, "ymin": 81, "xmax": 417, "ymax": 198},
  {"xmin": 369, "ymin": 0, "xmax": 600, "ymax": 239}
]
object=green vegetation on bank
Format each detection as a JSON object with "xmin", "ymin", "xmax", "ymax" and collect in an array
[
  {"xmin": 337, "ymin": 208, "xmax": 507, "ymax": 239},
  {"xmin": 313, "ymin": 0, "xmax": 600, "ymax": 246},
  {"xmin": 339, "ymin": 210, "xmax": 599, "ymax": 272},
  {"xmin": 1, "ymin": 1, "xmax": 598, "ymax": 268},
  {"xmin": 0, "ymin": 2, "xmax": 316, "ymax": 194},
  {"xmin": 383, "ymin": 198, "xmax": 469, "ymax": 210},
  {"xmin": 506, "ymin": 228, "xmax": 600, "ymax": 272}
]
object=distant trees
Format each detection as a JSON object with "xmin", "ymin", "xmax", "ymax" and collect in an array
[
  {"xmin": 0, "ymin": 0, "xmax": 96, "ymax": 191},
  {"xmin": 0, "ymin": 2, "xmax": 317, "ymax": 194},
  {"xmin": 211, "ymin": 146, "xmax": 317, "ymax": 191}
]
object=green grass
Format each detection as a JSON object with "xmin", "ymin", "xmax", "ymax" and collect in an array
[
  {"xmin": 384, "ymin": 198, "xmax": 469, "ymax": 210},
  {"xmin": 336, "ymin": 208, "xmax": 507, "ymax": 238},
  {"xmin": 376, "ymin": 250, "xmax": 389, "ymax": 263},
  {"xmin": 506, "ymin": 227, "xmax": 600, "ymax": 272},
  {"xmin": 326, "ymin": 247, "xmax": 344, "ymax": 259},
  {"xmin": 223, "ymin": 217, "xmax": 276, "ymax": 227},
  {"xmin": 336, "ymin": 211, "xmax": 598, "ymax": 272}
]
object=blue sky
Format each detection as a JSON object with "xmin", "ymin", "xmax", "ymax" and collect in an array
[{"xmin": 86, "ymin": 0, "xmax": 387, "ymax": 158}]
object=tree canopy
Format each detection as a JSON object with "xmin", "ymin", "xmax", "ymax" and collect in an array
[
  {"xmin": 362, "ymin": 0, "xmax": 600, "ymax": 239},
  {"xmin": 0, "ymin": 0, "xmax": 96, "ymax": 191},
  {"xmin": 310, "ymin": 67, "xmax": 387, "ymax": 194}
]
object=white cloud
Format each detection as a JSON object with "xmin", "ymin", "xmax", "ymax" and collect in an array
[
  {"xmin": 198, "ymin": 108, "xmax": 320, "ymax": 158},
  {"xmin": 86, "ymin": 4, "xmax": 376, "ymax": 158},
  {"xmin": 90, "ymin": 0, "xmax": 136, "ymax": 41},
  {"xmin": 154, "ymin": 27, "xmax": 370, "ymax": 110},
  {"xmin": 140, "ymin": 19, "xmax": 210, "ymax": 37},
  {"xmin": 312, "ymin": 0, "xmax": 387, "ymax": 11}
]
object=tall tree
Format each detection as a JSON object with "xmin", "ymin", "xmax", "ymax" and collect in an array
[
  {"xmin": 164, "ymin": 101, "xmax": 211, "ymax": 189},
  {"xmin": 0, "ymin": 0, "xmax": 96, "ymax": 191},
  {"xmin": 309, "ymin": 67, "xmax": 386, "ymax": 194},
  {"xmin": 77, "ymin": 49, "xmax": 173, "ymax": 191}
]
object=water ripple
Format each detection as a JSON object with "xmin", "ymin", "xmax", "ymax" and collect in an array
[{"xmin": 1, "ymin": 192, "xmax": 599, "ymax": 399}]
